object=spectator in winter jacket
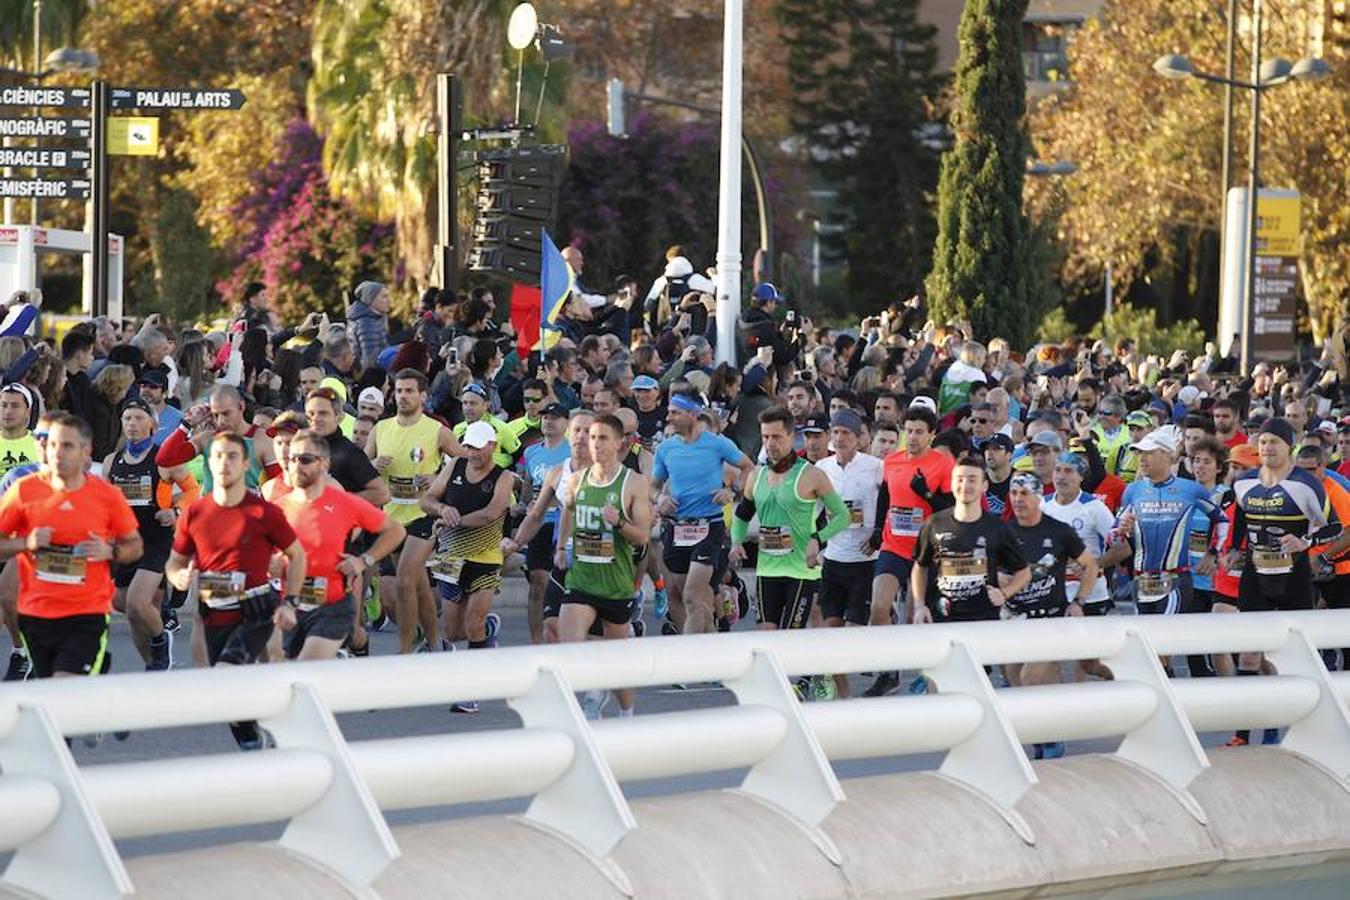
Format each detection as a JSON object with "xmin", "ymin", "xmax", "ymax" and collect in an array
[{"xmin": 347, "ymin": 280, "xmax": 391, "ymax": 370}]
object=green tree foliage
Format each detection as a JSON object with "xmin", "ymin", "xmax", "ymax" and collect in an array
[
  {"xmin": 925, "ymin": 0, "xmax": 1036, "ymax": 346},
  {"xmin": 1090, "ymin": 302, "xmax": 1205, "ymax": 358},
  {"xmin": 778, "ymin": 0, "xmax": 941, "ymax": 319},
  {"xmin": 1033, "ymin": 0, "xmax": 1349, "ymax": 343}
]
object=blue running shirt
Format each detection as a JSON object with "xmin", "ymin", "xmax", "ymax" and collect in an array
[{"xmin": 653, "ymin": 431, "xmax": 746, "ymax": 519}]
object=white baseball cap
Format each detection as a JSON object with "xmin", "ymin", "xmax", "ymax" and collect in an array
[
  {"xmin": 358, "ymin": 387, "xmax": 384, "ymax": 407},
  {"xmin": 462, "ymin": 420, "xmax": 497, "ymax": 449},
  {"xmin": 1131, "ymin": 430, "xmax": 1176, "ymax": 454},
  {"xmin": 909, "ymin": 396, "xmax": 937, "ymax": 415}
]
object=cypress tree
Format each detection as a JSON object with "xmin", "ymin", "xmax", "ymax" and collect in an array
[
  {"xmin": 778, "ymin": 0, "xmax": 940, "ymax": 317},
  {"xmin": 925, "ymin": 0, "xmax": 1034, "ymax": 346}
]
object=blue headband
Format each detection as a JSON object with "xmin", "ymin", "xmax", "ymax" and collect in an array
[
  {"xmin": 670, "ymin": 394, "xmax": 703, "ymax": 414},
  {"xmin": 1055, "ymin": 452, "xmax": 1088, "ymax": 477}
]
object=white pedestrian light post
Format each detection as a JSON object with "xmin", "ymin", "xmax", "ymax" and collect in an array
[{"xmin": 714, "ymin": 0, "xmax": 743, "ymax": 367}]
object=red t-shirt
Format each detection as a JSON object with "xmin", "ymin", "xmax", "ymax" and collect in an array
[
  {"xmin": 0, "ymin": 473, "xmax": 140, "ymax": 618},
  {"xmin": 172, "ymin": 493, "xmax": 297, "ymax": 590},
  {"xmin": 276, "ymin": 485, "xmax": 386, "ymax": 604},
  {"xmin": 880, "ymin": 448, "xmax": 955, "ymax": 559},
  {"xmin": 1092, "ymin": 473, "xmax": 1127, "ymax": 513},
  {"xmin": 1223, "ymin": 432, "xmax": 1248, "ymax": 449}
]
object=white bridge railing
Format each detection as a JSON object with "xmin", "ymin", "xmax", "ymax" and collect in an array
[{"xmin": 2, "ymin": 611, "xmax": 1350, "ymax": 899}]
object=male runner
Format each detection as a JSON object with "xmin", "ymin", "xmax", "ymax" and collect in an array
[
  {"xmin": 1005, "ymin": 471, "xmax": 1098, "ymax": 758},
  {"xmin": 730, "ymin": 404, "xmax": 850, "ymax": 623},
  {"xmin": 911, "ymin": 453, "xmax": 1030, "ymax": 624},
  {"xmin": 514, "ymin": 401, "xmax": 570, "ymax": 643},
  {"xmin": 503, "ymin": 409, "xmax": 596, "ymax": 644},
  {"xmin": 815, "ymin": 409, "xmax": 882, "ymax": 698},
  {"xmin": 1102, "ymin": 429, "xmax": 1217, "ymax": 638},
  {"xmin": 104, "ymin": 397, "xmax": 199, "ymax": 670},
  {"xmin": 1043, "ymin": 452, "xmax": 1114, "ymax": 616},
  {"xmin": 554, "ymin": 414, "xmax": 653, "ymax": 718},
  {"xmin": 166, "ymin": 432, "xmax": 307, "ymax": 749},
  {"xmin": 156, "ymin": 385, "xmax": 281, "ymax": 491},
  {"xmin": 0, "ymin": 413, "xmax": 143, "ymax": 679},
  {"xmin": 865, "ymin": 405, "xmax": 953, "ymax": 696},
  {"xmin": 277, "ymin": 430, "xmax": 405, "ymax": 660},
  {"xmin": 652, "ymin": 389, "xmax": 753, "ymax": 636},
  {"xmin": 368, "ymin": 368, "xmax": 459, "ymax": 653},
  {"xmin": 304, "ymin": 386, "xmax": 389, "ymax": 505},
  {"xmin": 423, "ymin": 420, "xmax": 515, "ymax": 709},
  {"xmin": 0, "ymin": 386, "xmax": 42, "ymax": 680}
]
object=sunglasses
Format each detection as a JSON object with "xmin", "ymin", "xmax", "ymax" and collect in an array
[
  {"xmin": 288, "ymin": 453, "xmax": 323, "ymax": 466},
  {"xmin": 972, "ymin": 417, "xmax": 989, "ymax": 424},
  {"xmin": 524, "ymin": 395, "xmax": 545, "ymax": 403}
]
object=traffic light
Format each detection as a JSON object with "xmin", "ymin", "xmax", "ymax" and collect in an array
[{"xmin": 468, "ymin": 146, "xmax": 564, "ymax": 283}]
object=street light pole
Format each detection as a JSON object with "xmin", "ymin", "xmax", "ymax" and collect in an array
[
  {"xmin": 1241, "ymin": 0, "xmax": 1263, "ymax": 376},
  {"xmin": 714, "ymin": 0, "xmax": 743, "ymax": 367},
  {"xmin": 31, "ymin": 0, "xmax": 43, "ymax": 225},
  {"xmin": 1219, "ymin": 0, "xmax": 1236, "ymax": 245}
]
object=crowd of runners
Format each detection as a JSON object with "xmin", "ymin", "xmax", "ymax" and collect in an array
[{"xmin": 1, "ymin": 274, "xmax": 1348, "ymax": 753}]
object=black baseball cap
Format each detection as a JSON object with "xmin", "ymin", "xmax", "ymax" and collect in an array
[
  {"xmin": 983, "ymin": 433, "xmax": 1015, "ymax": 453},
  {"xmin": 540, "ymin": 402, "xmax": 568, "ymax": 418},
  {"xmin": 800, "ymin": 413, "xmax": 830, "ymax": 434},
  {"xmin": 136, "ymin": 370, "xmax": 168, "ymax": 389}
]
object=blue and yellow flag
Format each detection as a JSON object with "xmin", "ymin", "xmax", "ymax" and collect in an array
[{"xmin": 541, "ymin": 229, "xmax": 574, "ymax": 333}]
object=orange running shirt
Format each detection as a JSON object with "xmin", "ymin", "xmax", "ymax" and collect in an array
[
  {"xmin": 0, "ymin": 473, "xmax": 140, "ymax": 618},
  {"xmin": 276, "ymin": 484, "xmax": 387, "ymax": 604},
  {"xmin": 880, "ymin": 449, "xmax": 955, "ymax": 560}
]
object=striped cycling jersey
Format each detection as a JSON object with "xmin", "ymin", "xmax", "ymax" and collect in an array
[{"xmin": 1118, "ymin": 475, "xmax": 1218, "ymax": 573}]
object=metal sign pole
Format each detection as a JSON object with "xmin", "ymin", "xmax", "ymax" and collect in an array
[{"xmin": 91, "ymin": 79, "xmax": 109, "ymax": 317}]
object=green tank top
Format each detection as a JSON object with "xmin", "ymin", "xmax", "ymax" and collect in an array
[
  {"xmin": 565, "ymin": 465, "xmax": 635, "ymax": 601},
  {"xmin": 754, "ymin": 458, "xmax": 821, "ymax": 581}
]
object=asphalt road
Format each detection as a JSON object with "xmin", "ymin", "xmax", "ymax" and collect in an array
[{"xmin": 35, "ymin": 586, "xmax": 1249, "ymax": 861}]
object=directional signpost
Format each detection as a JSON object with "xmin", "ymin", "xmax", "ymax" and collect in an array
[{"xmin": 1, "ymin": 80, "xmax": 246, "ymax": 315}]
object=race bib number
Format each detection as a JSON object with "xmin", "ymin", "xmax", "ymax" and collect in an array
[
  {"xmin": 115, "ymin": 476, "xmax": 153, "ymax": 507},
  {"xmin": 888, "ymin": 506, "xmax": 923, "ymax": 538},
  {"xmin": 199, "ymin": 571, "xmax": 245, "ymax": 609},
  {"xmin": 1252, "ymin": 548, "xmax": 1293, "ymax": 576},
  {"xmin": 1136, "ymin": 572, "xmax": 1174, "ymax": 602},
  {"xmin": 1188, "ymin": 531, "xmax": 1210, "ymax": 556},
  {"xmin": 673, "ymin": 519, "xmax": 710, "ymax": 548},
  {"xmin": 759, "ymin": 526, "xmax": 793, "ymax": 556},
  {"xmin": 574, "ymin": 530, "xmax": 615, "ymax": 564},
  {"xmin": 937, "ymin": 554, "xmax": 987, "ymax": 599},
  {"xmin": 388, "ymin": 477, "xmax": 421, "ymax": 504},
  {"xmin": 846, "ymin": 501, "xmax": 864, "ymax": 526},
  {"xmin": 427, "ymin": 554, "xmax": 465, "ymax": 585},
  {"xmin": 35, "ymin": 544, "xmax": 87, "ymax": 584},
  {"xmin": 299, "ymin": 576, "xmax": 329, "ymax": 608}
]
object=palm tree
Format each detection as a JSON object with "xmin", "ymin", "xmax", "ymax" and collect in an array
[{"xmin": 308, "ymin": 0, "xmax": 514, "ymax": 288}]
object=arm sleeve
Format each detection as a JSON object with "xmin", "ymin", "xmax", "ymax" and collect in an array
[
  {"xmin": 874, "ymin": 479, "xmax": 890, "ymax": 539},
  {"xmin": 817, "ymin": 489, "xmax": 852, "ymax": 543},
  {"xmin": 175, "ymin": 472, "xmax": 201, "ymax": 508},
  {"xmin": 730, "ymin": 496, "xmax": 756, "ymax": 545},
  {"xmin": 156, "ymin": 427, "xmax": 197, "ymax": 468}
]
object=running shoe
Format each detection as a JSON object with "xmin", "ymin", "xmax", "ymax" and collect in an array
[
  {"xmin": 653, "ymin": 587, "xmax": 669, "ymax": 620},
  {"xmin": 146, "ymin": 631, "xmax": 173, "ymax": 672},
  {"xmin": 364, "ymin": 580, "xmax": 382, "ymax": 627},
  {"xmin": 812, "ymin": 675, "xmax": 837, "ymax": 703},
  {"xmin": 906, "ymin": 675, "xmax": 930, "ymax": 695},
  {"xmin": 863, "ymin": 671, "xmax": 900, "ymax": 697},
  {"xmin": 485, "ymin": 612, "xmax": 501, "ymax": 649},
  {"xmin": 450, "ymin": 701, "xmax": 480, "ymax": 714},
  {"xmin": 660, "ymin": 620, "xmax": 681, "ymax": 637},
  {"xmin": 161, "ymin": 607, "xmax": 180, "ymax": 633},
  {"xmin": 1040, "ymin": 741, "xmax": 1066, "ymax": 759},
  {"xmin": 581, "ymin": 690, "xmax": 611, "ymax": 720},
  {"xmin": 350, "ymin": 641, "xmax": 370, "ymax": 658},
  {"xmin": 4, "ymin": 649, "xmax": 30, "ymax": 682},
  {"xmin": 335, "ymin": 647, "xmax": 353, "ymax": 660},
  {"xmin": 632, "ymin": 619, "xmax": 646, "ymax": 638},
  {"xmin": 792, "ymin": 678, "xmax": 810, "ymax": 703}
]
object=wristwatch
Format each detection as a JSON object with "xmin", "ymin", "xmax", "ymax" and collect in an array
[{"xmin": 361, "ymin": 553, "xmax": 376, "ymax": 569}]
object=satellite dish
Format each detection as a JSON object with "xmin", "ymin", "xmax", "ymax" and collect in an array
[{"xmin": 508, "ymin": 3, "xmax": 538, "ymax": 51}]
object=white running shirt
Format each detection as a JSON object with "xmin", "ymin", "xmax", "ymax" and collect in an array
[
  {"xmin": 817, "ymin": 451, "xmax": 883, "ymax": 564},
  {"xmin": 1043, "ymin": 490, "xmax": 1114, "ymax": 604}
]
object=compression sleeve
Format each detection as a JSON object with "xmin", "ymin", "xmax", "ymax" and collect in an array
[
  {"xmin": 155, "ymin": 480, "xmax": 174, "ymax": 510},
  {"xmin": 873, "ymin": 479, "xmax": 890, "ymax": 541},
  {"xmin": 175, "ymin": 473, "xmax": 200, "ymax": 508},
  {"xmin": 817, "ymin": 490, "xmax": 851, "ymax": 543},
  {"xmin": 928, "ymin": 490, "xmax": 955, "ymax": 513},
  {"xmin": 730, "ymin": 495, "xmax": 757, "ymax": 545},
  {"xmin": 156, "ymin": 426, "xmax": 197, "ymax": 468}
]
